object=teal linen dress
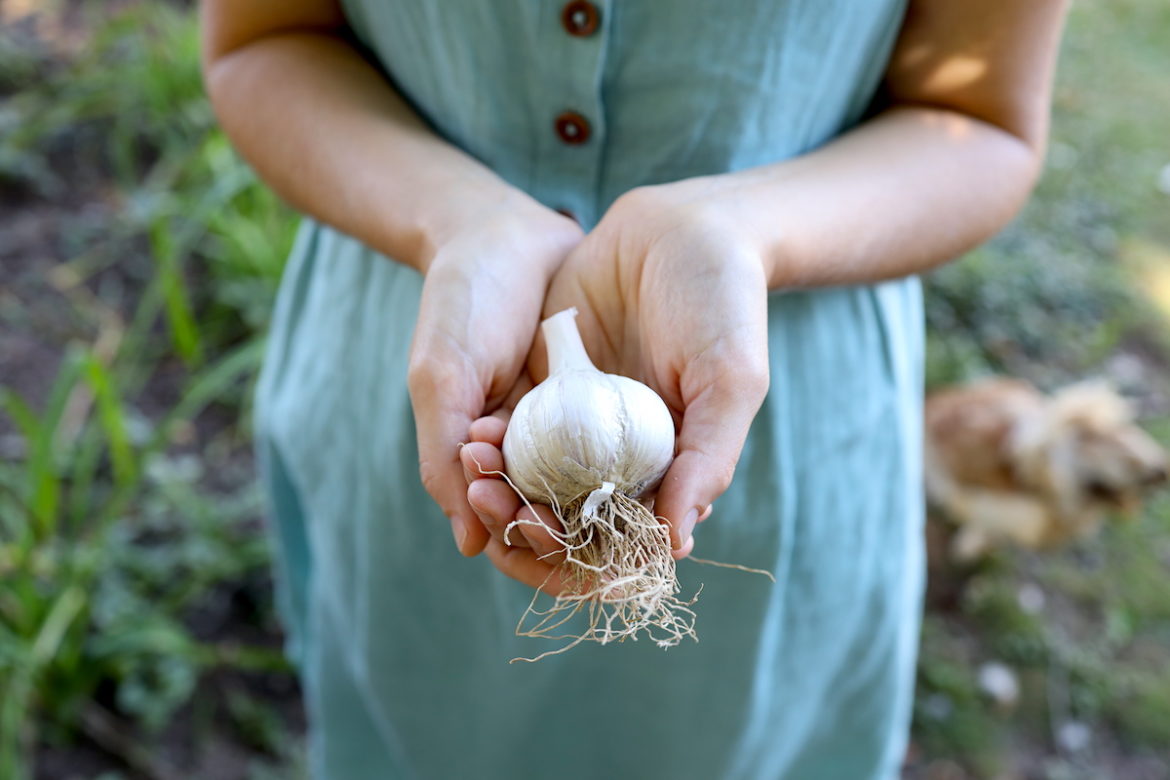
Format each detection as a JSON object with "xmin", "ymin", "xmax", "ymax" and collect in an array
[{"xmin": 255, "ymin": 1, "xmax": 925, "ymax": 778}]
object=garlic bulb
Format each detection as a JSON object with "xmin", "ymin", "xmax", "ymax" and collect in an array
[
  {"xmin": 503, "ymin": 308, "xmax": 675, "ymax": 506},
  {"xmin": 500, "ymin": 308, "xmax": 698, "ymax": 661}
]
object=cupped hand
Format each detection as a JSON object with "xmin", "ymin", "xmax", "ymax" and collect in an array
[
  {"xmin": 460, "ymin": 412, "xmax": 699, "ymax": 593},
  {"xmin": 464, "ymin": 181, "xmax": 770, "ymax": 587},
  {"xmin": 407, "ymin": 203, "xmax": 581, "ymax": 558},
  {"xmin": 459, "ymin": 415, "xmax": 575, "ymax": 593}
]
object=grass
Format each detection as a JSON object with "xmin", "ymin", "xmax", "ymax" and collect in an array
[{"xmin": 0, "ymin": 0, "xmax": 1168, "ymax": 778}]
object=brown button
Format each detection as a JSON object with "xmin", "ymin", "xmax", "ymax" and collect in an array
[
  {"xmin": 554, "ymin": 111, "xmax": 591, "ymax": 145},
  {"xmin": 561, "ymin": 1, "xmax": 600, "ymax": 37}
]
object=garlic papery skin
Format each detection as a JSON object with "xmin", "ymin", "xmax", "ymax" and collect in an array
[
  {"xmin": 503, "ymin": 308, "xmax": 675, "ymax": 506},
  {"xmin": 499, "ymin": 308, "xmax": 698, "ymax": 662}
]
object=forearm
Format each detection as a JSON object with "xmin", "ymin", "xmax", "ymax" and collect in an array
[
  {"xmin": 686, "ymin": 0, "xmax": 1068, "ymax": 290},
  {"xmin": 203, "ymin": 31, "xmax": 538, "ymax": 272},
  {"xmin": 690, "ymin": 105, "xmax": 1042, "ymax": 290}
]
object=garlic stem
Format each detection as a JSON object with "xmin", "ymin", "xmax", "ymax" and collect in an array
[{"xmin": 542, "ymin": 307, "xmax": 595, "ymax": 375}]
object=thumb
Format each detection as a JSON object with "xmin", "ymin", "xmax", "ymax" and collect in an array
[{"xmin": 654, "ymin": 373, "xmax": 768, "ymax": 551}]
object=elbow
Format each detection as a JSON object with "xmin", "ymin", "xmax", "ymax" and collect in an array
[
  {"xmin": 200, "ymin": 52, "xmax": 245, "ymax": 141},
  {"xmin": 200, "ymin": 55, "xmax": 226, "ymax": 115},
  {"xmin": 970, "ymin": 95, "xmax": 1055, "ymax": 223},
  {"xmin": 993, "ymin": 123, "xmax": 1048, "ymax": 228},
  {"xmin": 197, "ymin": 6, "xmax": 233, "ymax": 105},
  {"xmin": 201, "ymin": 51, "xmax": 245, "ymax": 125},
  {"xmin": 198, "ymin": 3, "xmax": 350, "ymax": 120},
  {"xmin": 198, "ymin": 15, "xmax": 242, "ymax": 124}
]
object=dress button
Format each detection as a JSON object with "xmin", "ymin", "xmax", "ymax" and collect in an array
[
  {"xmin": 561, "ymin": 1, "xmax": 600, "ymax": 37},
  {"xmin": 554, "ymin": 111, "xmax": 591, "ymax": 145}
]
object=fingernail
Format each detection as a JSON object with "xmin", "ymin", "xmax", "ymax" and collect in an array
[
  {"xmin": 452, "ymin": 519, "xmax": 468, "ymax": 554},
  {"xmin": 680, "ymin": 508, "xmax": 699, "ymax": 547}
]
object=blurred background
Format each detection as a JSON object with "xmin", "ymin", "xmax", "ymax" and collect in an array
[{"xmin": 1, "ymin": 1, "xmax": 1168, "ymax": 778}]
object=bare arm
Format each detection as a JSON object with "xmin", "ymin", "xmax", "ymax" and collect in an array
[
  {"xmin": 662, "ymin": 0, "xmax": 1069, "ymax": 289},
  {"xmin": 200, "ymin": 0, "xmax": 553, "ymax": 272},
  {"xmin": 460, "ymin": 0, "xmax": 1073, "ymax": 587},
  {"xmin": 202, "ymin": 0, "xmax": 583, "ymax": 558}
]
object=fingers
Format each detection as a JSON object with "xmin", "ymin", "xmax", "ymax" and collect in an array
[
  {"xmin": 512, "ymin": 503, "xmax": 565, "ymax": 558},
  {"xmin": 467, "ymin": 478, "xmax": 566, "ymax": 556},
  {"xmin": 467, "ymin": 472, "xmax": 528, "ymax": 548},
  {"xmin": 655, "ymin": 370, "xmax": 769, "ymax": 551},
  {"xmin": 469, "ymin": 465, "xmax": 569, "ymax": 592},
  {"xmin": 671, "ymin": 533, "xmax": 696, "ymax": 561},
  {"xmin": 408, "ymin": 362, "xmax": 491, "ymax": 558},
  {"xmin": 461, "ymin": 440, "xmax": 504, "ymax": 484},
  {"xmin": 462, "ymin": 438, "xmax": 566, "ymax": 556},
  {"xmin": 484, "ymin": 538, "xmax": 567, "ymax": 595},
  {"xmin": 469, "ymin": 415, "xmax": 507, "ymax": 446},
  {"xmin": 462, "ymin": 438, "xmax": 524, "ymax": 551}
]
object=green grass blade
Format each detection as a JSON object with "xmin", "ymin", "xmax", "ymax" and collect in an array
[
  {"xmin": 29, "ymin": 586, "xmax": 85, "ymax": 666},
  {"xmin": 65, "ymin": 426, "xmax": 109, "ymax": 537},
  {"xmin": 81, "ymin": 356, "xmax": 136, "ymax": 489},
  {"xmin": 0, "ymin": 391, "xmax": 38, "ymax": 547},
  {"xmin": 194, "ymin": 642, "xmax": 292, "ymax": 674},
  {"xmin": 148, "ymin": 337, "xmax": 265, "ymax": 454},
  {"xmin": 113, "ymin": 261, "xmax": 167, "ymax": 394},
  {"xmin": 0, "ymin": 481, "xmax": 36, "ymax": 549},
  {"xmin": 149, "ymin": 218, "xmax": 204, "ymax": 367},
  {"xmin": 0, "ymin": 667, "xmax": 33, "ymax": 780},
  {"xmin": 1, "ymin": 349, "xmax": 88, "ymax": 539},
  {"xmin": 0, "ymin": 389, "xmax": 39, "ymax": 442},
  {"xmin": 97, "ymin": 338, "xmax": 265, "ymax": 526},
  {"xmin": 0, "ymin": 587, "xmax": 85, "ymax": 780}
]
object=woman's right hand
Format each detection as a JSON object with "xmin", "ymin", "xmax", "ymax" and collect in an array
[{"xmin": 407, "ymin": 201, "xmax": 582, "ymax": 558}]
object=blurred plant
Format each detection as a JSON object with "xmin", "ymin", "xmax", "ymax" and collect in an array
[
  {"xmin": 0, "ymin": 337, "xmax": 283, "ymax": 778},
  {"xmin": 0, "ymin": 3, "xmax": 207, "ymax": 192},
  {"xmin": 924, "ymin": 243, "xmax": 1137, "ymax": 389},
  {"xmin": 0, "ymin": 3, "xmax": 300, "ymax": 774},
  {"xmin": 1, "ymin": 1, "xmax": 295, "ymax": 366}
]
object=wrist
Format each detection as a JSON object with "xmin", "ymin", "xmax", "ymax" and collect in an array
[
  {"xmin": 659, "ymin": 175, "xmax": 796, "ymax": 290},
  {"xmin": 618, "ymin": 179, "xmax": 773, "ymax": 281},
  {"xmin": 419, "ymin": 189, "xmax": 582, "ymax": 280}
]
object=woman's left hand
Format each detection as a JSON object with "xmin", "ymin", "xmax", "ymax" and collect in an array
[{"xmin": 462, "ymin": 181, "xmax": 772, "ymax": 589}]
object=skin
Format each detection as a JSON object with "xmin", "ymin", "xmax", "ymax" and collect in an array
[
  {"xmin": 202, "ymin": 2, "xmax": 582, "ymax": 560},
  {"xmin": 203, "ymin": 0, "xmax": 1070, "ymax": 593}
]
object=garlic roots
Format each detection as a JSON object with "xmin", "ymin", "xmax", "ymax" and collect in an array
[{"xmin": 502, "ymin": 308, "xmax": 698, "ymax": 660}]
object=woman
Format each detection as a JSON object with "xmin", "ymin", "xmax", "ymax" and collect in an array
[{"xmin": 201, "ymin": 1, "xmax": 1068, "ymax": 777}]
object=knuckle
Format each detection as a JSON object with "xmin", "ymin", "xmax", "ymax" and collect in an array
[
  {"xmin": 735, "ymin": 350, "xmax": 771, "ymax": 397},
  {"xmin": 406, "ymin": 358, "xmax": 446, "ymax": 396},
  {"xmin": 717, "ymin": 359, "xmax": 769, "ymax": 409},
  {"xmin": 708, "ymin": 353, "xmax": 769, "ymax": 410},
  {"xmin": 418, "ymin": 458, "xmax": 447, "ymax": 503},
  {"xmin": 613, "ymin": 184, "xmax": 657, "ymax": 212},
  {"xmin": 711, "ymin": 459, "xmax": 738, "ymax": 495}
]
